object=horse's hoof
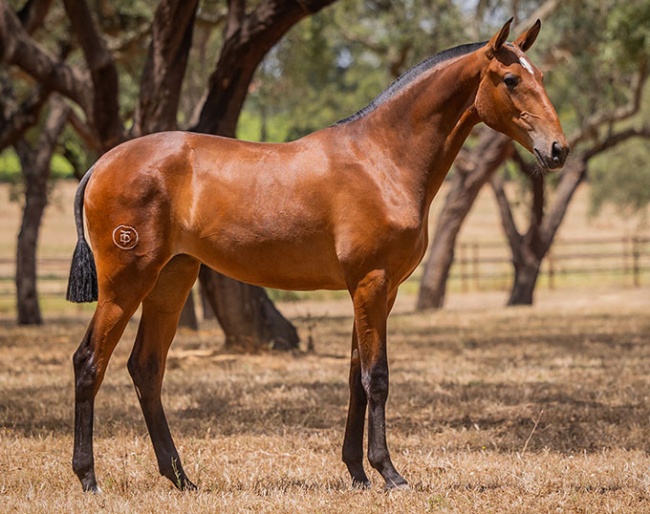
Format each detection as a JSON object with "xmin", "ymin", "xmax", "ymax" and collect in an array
[
  {"xmin": 82, "ymin": 483, "xmax": 102, "ymax": 494},
  {"xmin": 351, "ymin": 478, "xmax": 372, "ymax": 490},
  {"xmin": 179, "ymin": 477, "xmax": 198, "ymax": 491},
  {"xmin": 384, "ymin": 478, "xmax": 409, "ymax": 492}
]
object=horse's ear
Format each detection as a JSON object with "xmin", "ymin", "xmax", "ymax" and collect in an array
[
  {"xmin": 486, "ymin": 18, "xmax": 513, "ymax": 59},
  {"xmin": 513, "ymin": 19, "xmax": 541, "ymax": 52}
]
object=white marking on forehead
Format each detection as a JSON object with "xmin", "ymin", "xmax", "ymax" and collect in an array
[{"xmin": 519, "ymin": 56, "xmax": 534, "ymax": 75}]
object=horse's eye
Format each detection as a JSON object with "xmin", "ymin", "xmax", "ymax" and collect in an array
[{"xmin": 504, "ymin": 74, "xmax": 519, "ymax": 89}]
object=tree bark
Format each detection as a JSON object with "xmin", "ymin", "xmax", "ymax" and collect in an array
[
  {"xmin": 0, "ymin": 0, "xmax": 90, "ymax": 113},
  {"xmin": 62, "ymin": 0, "xmax": 124, "ymax": 149},
  {"xmin": 416, "ymin": 128, "xmax": 512, "ymax": 310},
  {"xmin": 490, "ymin": 163, "xmax": 546, "ymax": 306},
  {"xmin": 131, "ymin": 0, "xmax": 198, "ymax": 137},
  {"xmin": 507, "ymin": 261, "xmax": 541, "ymax": 305},
  {"xmin": 15, "ymin": 98, "xmax": 69, "ymax": 324}
]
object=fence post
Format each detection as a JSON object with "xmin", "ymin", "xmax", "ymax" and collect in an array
[
  {"xmin": 547, "ymin": 249, "xmax": 555, "ymax": 290},
  {"xmin": 459, "ymin": 243, "xmax": 468, "ymax": 292},
  {"xmin": 472, "ymin": 242, "xmax": 479, "ymax": 291},
  {"xmin": 632, "ymin": 236, "xmax": 640, "ymax": 287}
]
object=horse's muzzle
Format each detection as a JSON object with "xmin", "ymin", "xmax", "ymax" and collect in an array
[{"xmin": 534, "ymin": 140, "xmax": 569, "ymax": 170}]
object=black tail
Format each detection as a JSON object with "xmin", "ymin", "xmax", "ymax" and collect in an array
[{"xmin": 66, "ymin": 168, "xmax": 98, "ymax": 303}]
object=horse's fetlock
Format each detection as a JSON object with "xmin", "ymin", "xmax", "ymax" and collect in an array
[
  {"xmin": 342, "ymin": 446, "xmax": 364, "ymax": 466},
  {"xmin": 368, "ymin": 448, "xmax": 390, "ymax": 471}
]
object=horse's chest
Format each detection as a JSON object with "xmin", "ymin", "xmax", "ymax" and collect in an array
[{"xmin": 337, "ymin": 209, "xmax": 427, "ymax": 281}]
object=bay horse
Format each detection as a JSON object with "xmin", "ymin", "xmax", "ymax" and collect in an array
[{"xmin": 67, "ymin": 19, "xmax": 568, "ymax": 493}]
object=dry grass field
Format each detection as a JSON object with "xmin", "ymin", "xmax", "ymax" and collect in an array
[
  {"xmin": 1, "ymin": 182, "xmax": 650, "ymax": 512},
  {"xmin": 1, "ymin": 292, "xmax": 650, "ymax": 513}
]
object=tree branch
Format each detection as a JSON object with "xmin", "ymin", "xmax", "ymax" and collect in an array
[
  {"xmin": 67, "ymin": 107, "xmax": 99, "ymax": 154},
  {"xmin": 490, "ymin": 172, "xmax": 523, "ymax": 259},
  {"xmin": 192, "ymin": 0, "xmax": 336, "ymax": 136},
  {"xmin": 62, "ymin": 0, "xmax": 124, "ymax": 148},
  {"xmin": 131, "ymin": 0, "xmax": 199, "ymax": 137},
  {"xmin": 568, "ymin": 60, "xmax": 649, "ymax": 149},
  {"xmin": 0, "ymin": 84, "xmax": 50, "ymax": 150},
  {"xmin": 0, "ymin": 0, "xmax": 89, "ymax": 110},
  {"xmin": 17, "ymin": 0, "xmax": 53, "ymax": 34},
  {"xmin": 512, "ymin": 0, "xmax": 558, "ymax": 34},
  {"xmin": 583, "ymin": 124, "xmax": 650, "ymax": 161}
]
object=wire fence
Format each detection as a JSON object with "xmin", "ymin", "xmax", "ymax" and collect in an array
[{"xmin": 0, "ymin": 236, "xmax": 649, "ymax": 301}]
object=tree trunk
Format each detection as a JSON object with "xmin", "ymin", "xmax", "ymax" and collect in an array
[
  {"xmin": 417, "ymin": 129, "xmax": 512, "ymax": 310},
  {"xmin": 507, "ymin": 261, "xmax": 541, "ymax": 305},
  {"xmin": 492, "ymin": 154, "xmax": 583, "ymax": 307},
  {"xmin": 14, "ymin": 98, "xmax": 69, "ymax": 324},
  {"xmin": 198, "ymin": 266, "xmax": 299, "ymax": 352},
  {"xmin": 15, "ymin": 170, "xmax": 46, "ymax": 324},
  {"xmin": 178, "ymin": 289, "xmax": 199, "ymax": 330}
]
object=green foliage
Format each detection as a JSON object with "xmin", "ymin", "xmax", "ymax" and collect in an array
[
  {"xmin": 603, "ymin": 1, "xmax": 650, "ymax": 69},
  {"xmin": 0, "ymin": 148, "xmax": 74, "ymax": 184},
  {"xmin": 537, "ymin": 1, "xmax": 649, "ymax": 134},
  {"xmin": 0, "ymin": 149, "xmax": 21, "ymax": 181},
  {"xmin": 238, "ymin": 0, "xmax": 469, "ymax": 142},
  {"xmin": 589, "ymin": 138, "xmax": 650, "ymax": 217},
  {"xmin": 534, "ymin": 0, "xmax": 650, "ymax": 218}
]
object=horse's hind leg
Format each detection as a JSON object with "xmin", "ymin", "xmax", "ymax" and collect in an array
[
  {"xmin": 73, "ymin": 280, "xmax": 152, "ymax": 492},
  {"xmin": 127, "ymin": 254, "xmax": 200, "ymax": 490}
]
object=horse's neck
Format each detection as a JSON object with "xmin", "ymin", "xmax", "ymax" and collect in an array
[{"xmin": 360, "ymin": 53, "xmax": 483, "ymax": 208}]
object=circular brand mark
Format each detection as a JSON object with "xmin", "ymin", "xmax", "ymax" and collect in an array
[{"xmin": 112, "ymin": 225, "xmax": 139, "ymax": 250}]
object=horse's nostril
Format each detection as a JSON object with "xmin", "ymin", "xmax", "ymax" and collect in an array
[{"xmin": 552, "ymin": 141, "xmax": 563, "ymax": 161}]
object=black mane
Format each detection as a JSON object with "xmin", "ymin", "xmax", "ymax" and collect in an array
[{"xmin": 334, "ymin": 41, "xmax": 487, "ymax": 126}]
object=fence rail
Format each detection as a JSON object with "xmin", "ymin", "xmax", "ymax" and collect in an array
[
  {"xmin": 448, "ymin": 236, "xmax": 650, "ymax": 291},
  {"xmin": 0, "ymin": 237, "xmax": 649, "ymax": 300}
]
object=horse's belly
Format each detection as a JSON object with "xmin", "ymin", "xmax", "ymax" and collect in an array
[{"xmin": 187, "ymin": 236, "xmax": 347, "ymax": 291}]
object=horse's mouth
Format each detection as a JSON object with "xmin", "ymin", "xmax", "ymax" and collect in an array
[
  {"xmin": 533, "ymin": 148, "xmax": 549, "ymax": 170},
  {"xmin": 533, "ymin": 143, "xmax": 568, "ymax": 171},
  {"xmin": 533, "ymin": 148, "xmax": 559, "ymax": 171}
]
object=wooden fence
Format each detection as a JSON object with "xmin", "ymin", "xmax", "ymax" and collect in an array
[
  {"xmin": 0, "ymin": 236, "xmax": 648, "ymax": 300},
  {"xmin": 449, "ymin": 236, "xmax": 650, "ymax": 291}
]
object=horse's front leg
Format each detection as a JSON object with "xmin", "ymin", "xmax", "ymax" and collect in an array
[
  {"xmin": 348, "ymin": 271, "xmax": 408, "ymax": 490},
  {"xmin": 342, "ymin": 325, "xmax": 371, "ymax": 488}
]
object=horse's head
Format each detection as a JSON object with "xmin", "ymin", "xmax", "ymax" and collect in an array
[{"xmin": 475, "ymin": 19, "xmax": 569, "ymax": 170}]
